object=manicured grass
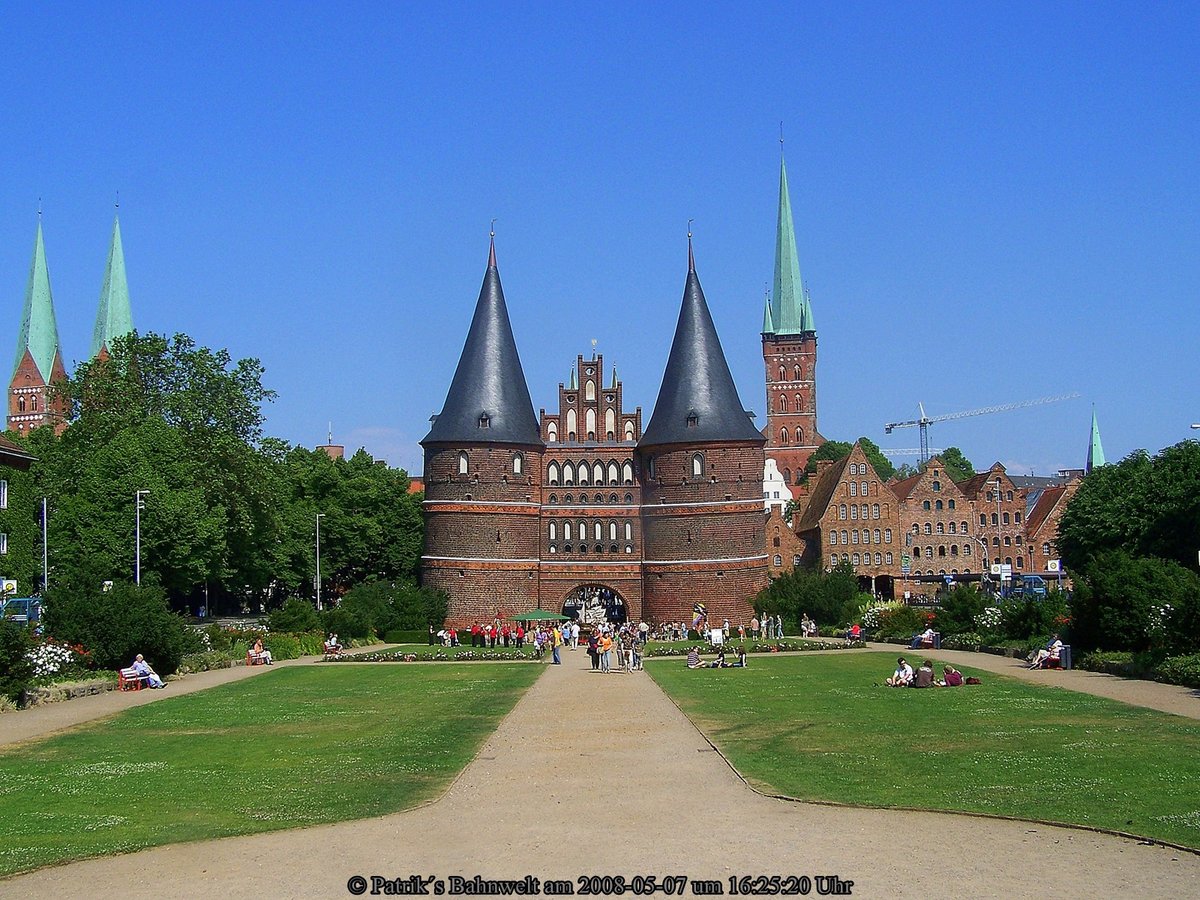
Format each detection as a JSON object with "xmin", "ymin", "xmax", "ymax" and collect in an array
[
  {"xmin": 0, "ymin": 663, "xmax": 541, "ymax": 876},
  {"xmin": 647, "ymin": 651, "xmax": 1200, "ymax": 849}
]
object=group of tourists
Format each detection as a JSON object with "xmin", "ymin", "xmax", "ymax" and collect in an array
[
  {"xmin": 585, "ymin": 621, "xmax": 648, "ymax": 673},
  {"xmin": 749, "ymin": 613, "xmax": 786, "ymax": 640},
  {"xmin": 885, "ymin": 657, "xmax": 967, "ymax": 688}
]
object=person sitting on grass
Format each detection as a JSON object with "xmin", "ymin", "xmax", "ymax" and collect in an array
[
  {"xmin": 938, "ymin": 664, "xmax": 964, "ymax": 687},
  {"xmin": 709, "ymin": 649, "xmax": 728, "ymax": 668},
  {"xmin": 686, "ymin": 647, "xmax": 704, "ymax": 669},
  {"xmin": 733, "ymin": 647, "xmax": 747, "ymax": 668},
  {"xmin": 886, "ymin": 657, "xmax": 913, "ymax": 687},
  {"xmin": 913, "ymin": 659, "xmax": 935, "ymax": 688},
  {"xmin": 131, "ymin": 654, "xmax": 165, "ymax": 688}
]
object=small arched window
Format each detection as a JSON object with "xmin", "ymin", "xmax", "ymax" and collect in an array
[
  {"xmin": 793, "ymin": 364, "xmax": 802, "ymax": 380},
  {"xmin": 932, "ymin": 480, "xmax": 941, "ymax": 492},
  {"xmin": 924, "ymin": 523, "xmax": 932, "ymax": 534},
  {"xmin": 607, "ymin": 462, "xmax": 619, "ymax": 484},
  {"xmin": 622, "ymin": 461, "xmax": 633, "ymax": 484},
  {"xmin": 593, "ymin": 462, "xmax": 604, "ymax": 485},
  {"xmin": 774, "ymin": 554, "xmax": 783, "ymax": 567},
  {"xmin": 31, "ymin": 394, "xmax": 38, "ymax": 412},
  {"xmin": 783, "ymin": 467, "xmax": 791, "ymax": 484},
  {"xmin": 778, "ymin": 365, "xmax": 785, "ymax": 381},
  {"xmin": 17, "ymin": 396, "xmax": 25, "ymax": 413},
  {"xmin": 935, "ymin": 499, "xmax": 943, "ymax": 511},
  {"xmin": 692, "ymin": 452, "xmax": 704, "ymax": 477},
  {"xmin": 779, "ymin": 394, "xmax": 788, "ymax": 412},
  {"xmin": 513, "ymin": 453, "xmax": 523, "ymax": 475},
  {"xmin": 548, "ymin": 463, "xmax": 560, "ymax": 485},
  {"xmin": 795, "ymin": 393, "xmax": 802, "ymax": 412},
  {"xmin": 547, "ymin": 422, "xmax": 558, "ymax": 442},
  {"xmin": 624, "ymin": 522, "xmax": 632, "ymax": 540},
  {"xmin": 839, "ymin": 504, "xmax": 847, "ymax": 519},
  {"xmin": 779, "ymin": 428, "xmax": 790, "ymax": 446},
  {"xmin": 585, "ymin": 380, "xmax": 595, "ymax": 401},
  {"xmin": 578, "ymin": 462, "xmax": 589, "ymax": 485},
  {"xmin": 549, "ymin": 522, "xmax": 557, "ymax": 540},
  {"xmin": 922, "ymin": 500, "xmax": 931, "ymax": 511},
  {"xmin": 563, "ymin": 463, "xmax": 575, "ymax": 485},
  {"xmin": 624, "ymin": 421, "xmax": 635, "ymax": 441},
  {"xmin": 458, "ymin": 451, "xmax": 469, "ymax": 475}
]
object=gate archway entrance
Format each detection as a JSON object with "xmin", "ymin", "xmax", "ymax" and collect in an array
[{"xmin": 562, "ymin": 584, "xmax": 627, "ymax": 625}]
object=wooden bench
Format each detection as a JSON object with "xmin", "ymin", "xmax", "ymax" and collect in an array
[
  {"xmin": 118, "ymin": 667, "xmax": 150, "ymax": 691},
  {"xmin": 323, "ymin": 644, "xmax": 342, "ymax": 660},
  {"xmin": 246, "ymin": 651, "xmax": 268, "ymax": 666}
]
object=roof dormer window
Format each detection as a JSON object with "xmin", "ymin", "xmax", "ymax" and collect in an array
[
  {"xmin": 478, "ymin": 413, "xmax": 490, "ymax": 429},
  {"xmin": 686, "ymin": 410, "xmax": 699, "ymax": 428}
]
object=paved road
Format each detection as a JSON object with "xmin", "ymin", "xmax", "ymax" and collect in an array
[{"xmin": 4, "ymin": 653, "xmax": 1197, "ymax": 899}]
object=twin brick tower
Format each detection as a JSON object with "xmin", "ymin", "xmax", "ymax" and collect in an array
[{"xmin": 422, "ymin": 156, "xmax": 822, "ymax": 625}]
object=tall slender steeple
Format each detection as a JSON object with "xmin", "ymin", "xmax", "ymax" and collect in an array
[
  {"xmin": 771, "ymin": 155, "xmax": 811, "ymax": 334},
  {"xmin": 91, "ymin": 209, "xmax": 134, "ymax": 358},
  {"xmin": 12, "ymin": 218, "xmax": 63, "ymax": 382},
  {"xmin": 8, "ymin": 215, "xmax": 68, "ymax": 434},
  {"xmin": 421, "ymin": 237, "xmax": 542, "ymax": 447},
  {"xmin": 641, "ymin": 240, "xmax": 762, "ymax": 447},
  {"xmin": 761, "ymin": 286, "xmax": 775, "ymax": 335},
  {"xmin": 1086, "ymin": 406, "xmax": 1106, "ymax": 473}
]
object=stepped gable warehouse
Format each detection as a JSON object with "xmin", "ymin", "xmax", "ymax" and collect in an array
[{"xmin": 420, "ymin": 236, "xmax": 769, "ymax": 626}]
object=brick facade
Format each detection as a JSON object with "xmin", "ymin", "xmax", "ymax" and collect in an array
[
  {"xmin": 761, "ymin": 332, "xmax": 820, "ymax": 482},
  {"xmin": 891, "ymin": 457, "xmax": 979, "ymax": 596},
  {"xmin": 8, "ymin": 348, "xmax": 68, "ymax": 436},
  {"xmin": 958, "ymin": 464, "xmax": 1030, "ymax": 574},
  {"xmin": 1026, "ymin": 478, "xmax": 1080, "ymax": 581}
]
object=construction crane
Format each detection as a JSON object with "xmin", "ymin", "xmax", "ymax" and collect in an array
[
  {"xmin": 879, "ymin": 448, "xmax": 943, "ymax": 457},
  {"xmin": 884, "ymin": 393, "xmax": 1080, "ymax": 465}
]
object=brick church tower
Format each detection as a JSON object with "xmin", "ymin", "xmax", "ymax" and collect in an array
[
  {"xmin": 638, "ymin": 238, "xmax": 769, "ymax": 625},
  {"xmin": 761, "ymin": 153, "xmax": 821, "ymax": 484},
  {"xmin": 8, "ymin": 217, "xmax": 68, "ymax": 435},
  {"xmin": 420, "ymin": 237, "xmax": 545, "ymax": 621}
]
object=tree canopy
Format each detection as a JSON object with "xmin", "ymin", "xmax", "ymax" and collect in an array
[{"xmin": 802, "ymin": 437, "xmax": 895, "ymax": 481}]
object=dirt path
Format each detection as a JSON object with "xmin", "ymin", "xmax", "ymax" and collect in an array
[{"xmin": 4, "ymin": 652, "xmax": 1197, "ymax": 899}]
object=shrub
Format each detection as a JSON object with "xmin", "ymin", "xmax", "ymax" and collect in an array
[
  {"xmin": 1153, "ymin": 654, "xmax": 1200, "ymax": 689},
  {"xmin": 178, "ymin": 651, "xmax": 234, "ymax": 674},
  {"xmin": 268, "ymin": 598, "xmax": 321, "ymax": 634},
  {"xmin": 383, "ymin": 629, "xmax": 427, "ymax": 644},
  {"xmin": 1070, "ymin": 551, "xmax": 1200, "ymax": 653},
  {"xmin": 1077, "ymin": 651, "xmax": 1140, "ymax": 677},
  {"xmin": 873, "ymin": 605, "xmax": 930, "ymax": 642},
  {"xmin": 934, "ymin": 585, "xmax": 985, "ymax": 635},
  {"xmin": 0, "ymin": 620, "xmax": 34, "ymax": 703},
  {"xmin": 44, "ymin": 582, "xmax": 189, "ymax": 676},
  {"xmin": 321, "ymin": 606, "xmax": 371, "ymax": 641},
  {"xmin": 756, "ymin": 560, "xmax": 860, "ymax": 629},
  {"xmin": 942, "ymin": 632, "xmax": 983, "ymax": 651},
  {"xmin": 999, "ymin": 590, "xmax": 1070, "ymax": 643}
]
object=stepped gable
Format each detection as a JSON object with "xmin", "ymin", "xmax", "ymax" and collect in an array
[
  {"xmin": 422, "ymin": 238, "xmax": 543, "ymax": 448},
  {"xmin": 640, "ymin": 240, "xmax": 762, "ymax": 448}
]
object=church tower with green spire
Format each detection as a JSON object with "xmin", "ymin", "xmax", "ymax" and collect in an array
[
  {"xmin": 1086, "ymin": 406, "xmax": 1106, "ymax": 473},
  {"xmin": 761, "ymin": 153, "xmax": 822, "ymax": 486},
  {"xmin": 8, "ymin": 216, "xmax": 69, "ymax": 435},
  {"xmin": 91, "ymin": 209, "xmax": 134, "ymax": 359}
]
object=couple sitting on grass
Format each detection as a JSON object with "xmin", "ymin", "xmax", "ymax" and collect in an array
[
  {"xmin": 885, "ymin": 657, "xmax": 964, "ymax": 688},
  {"xmin": 686, "ymin": 647, "xmax": 747, "ymax": 669}
]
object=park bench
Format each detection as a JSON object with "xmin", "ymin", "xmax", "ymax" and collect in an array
[
  {"xmin": 246, "ymin": 650, "xmax": 268, "ymax": 666},
  {"xmin": 1043, "ymin": 644, "xmax": 1073, "ymax": 670},
  {"xmin": 910, "ymin": 631, "xmax": 941, "ymax": 650},
  {"xmin": 323, "ymin": 643, "xmax": 342, "ymax": 660},
  {"xmin": 117, "ymin": 667, "xmax": 150, "ymax": 691}
]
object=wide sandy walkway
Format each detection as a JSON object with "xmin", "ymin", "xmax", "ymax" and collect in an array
[{"xmin": 5, "ymin": 652, "xmax": 1198, "ymax": 899}]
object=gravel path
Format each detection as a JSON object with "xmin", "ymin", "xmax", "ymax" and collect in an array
[{"xmin": 4, "ymin": 652, "xmax": 1197, "ymax": 899}]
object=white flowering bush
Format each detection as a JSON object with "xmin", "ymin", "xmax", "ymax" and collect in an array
[
  {"xmin": 860, "ymin": 601, "xmax": 902, "ymax": 631},
  {"xmin": 974, "ymin": 606, "xmax": 1003, "ymax": 634},
  {"xmin": 24, "ymin": 639, "xmax": 92, "ymax": 681}
]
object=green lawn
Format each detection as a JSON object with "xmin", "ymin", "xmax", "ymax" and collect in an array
[
  {"xmin": 0, "ymin": 663, "xmax": 541, "ymax": 876},
  {"xmin": 647, "ymin": 651, "xmax": 1200, "ymax": 849}
]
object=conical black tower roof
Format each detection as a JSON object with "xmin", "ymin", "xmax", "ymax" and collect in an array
[
  {"xmin": 422, "ymin": 239, "xmax": 543, "ymax": 447},
  {"xmin": 640, "ymin": 242, "xmax": 763, "ymax": 448}
]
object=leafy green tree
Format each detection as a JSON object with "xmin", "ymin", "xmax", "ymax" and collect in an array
[
  {"xmin": 757, "ymin": 559, "xmax": 860, "ymax": 628},
  {"xmin": 267, "ymin": 598, "xmax": 322, "ymax": 634},
  {"xmin": 1058, "ymin": 442, "xmax": 1200, "ymax": 572},
  {"xmin": 857, "ymin": 437, "xmax": 896, "ymax": 481},
  {"xmin": 802, "ymin": 438, "xmax": 894, "ymax": 481},
  {"xmin": 939, "ymin": 447, "xmax": 975, "ymax": 483}
]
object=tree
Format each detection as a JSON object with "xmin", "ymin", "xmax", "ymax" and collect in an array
[
  {"xmin": 757, "ymin": 559, "xmax": 861, "ymax": 629},
  {"xmin": 1058, "ymin": 442, "xmax": 1200, "ymax": 572},
  {"xmin": 802, "ymin": 438, "xmax": 894, "ymax": 481},
  {"xmin": 939, "ymin": 447, "xmax": 975, "ymax": 483},
  {"xmin": 933, "ymin": 584, "xmax": 986, "ymax": 635}
]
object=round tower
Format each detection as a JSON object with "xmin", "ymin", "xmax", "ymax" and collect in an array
[{"xmin": 421, "ymin": 238, "xmax": 545, "ymax": 625}]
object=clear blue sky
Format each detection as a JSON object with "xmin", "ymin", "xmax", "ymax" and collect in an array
[{"xmin": 2, "ymin": 2, "xmax": 1196, "ymax": 476}]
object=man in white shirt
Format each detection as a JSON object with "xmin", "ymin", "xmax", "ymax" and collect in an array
[{"xmin": 886, "ymin": 657, "xmax": 914, "ymax": 687}]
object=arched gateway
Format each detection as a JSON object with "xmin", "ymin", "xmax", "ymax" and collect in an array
[{"xmin": 562, "ymin": 584, "xmax": 627, "ymax": 624}]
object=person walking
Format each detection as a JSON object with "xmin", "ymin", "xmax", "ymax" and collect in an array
[
  {"xmin": 587, "ymin": 631, "xmax": 600, "ymax": 670},
  {"xmin": 551, "ymin": 626, "xmax": 563, "ymax": 665}
]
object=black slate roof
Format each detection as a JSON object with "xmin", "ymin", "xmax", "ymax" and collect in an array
[
  {"xmin": 639, "ymin": 250, "xmax": 763, "ymax": 448},
  {"xmin": 422, "ymin": 242, "xmax": 544, "ymax": 448}
]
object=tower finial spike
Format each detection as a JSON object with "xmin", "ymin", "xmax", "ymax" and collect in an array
[
  {"xmin": 37, "ymin": 197, "xmax": 42, "ymax": 218},
  {"xmin": 115, "ymin": 190, "xmax": 119, "ymax": 211},
  {"xmin": 487, "ymin": 219, "xmax": 497, "ymax": 268},
  {"xmin": 687, "ymin": 219, "xmax": 695, "ymax": 272},
  {"xmin": 328, "ymin": 421, "xmax": 333, "ymax": 445}
]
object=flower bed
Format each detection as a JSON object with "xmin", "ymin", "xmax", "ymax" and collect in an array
[{"xmin": 332, "ymin": 647, "xmax": 540, "ymax": 663}]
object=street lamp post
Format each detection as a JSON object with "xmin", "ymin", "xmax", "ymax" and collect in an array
[
  {"xmin": 315, "ymin": 513, "xmax": 326, "ymax": 611},
  {"xmin": 41, "ymin": 497, "xmax": 48, "ymax": 593},
  {"xmin": 135, "ymin": 490, "xmax": 150, "ymax": 585}
]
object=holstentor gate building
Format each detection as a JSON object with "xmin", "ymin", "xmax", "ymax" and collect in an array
[{"xmin": 420, "ymin": 157, "xmax": 821, "ymax": 626}]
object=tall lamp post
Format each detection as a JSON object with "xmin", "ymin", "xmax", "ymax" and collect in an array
[
  {"xmin": 315, "ymin": 513, "xmax": 326, "ymax": 611},
  {"xmin": 41, "ymin": 497, "xmax": 49, "ymax": 593},
  {"xmin": 135, "ymin": 490, "xmax": 150, "ymax": 585}
]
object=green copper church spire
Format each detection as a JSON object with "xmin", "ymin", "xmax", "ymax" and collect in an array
[
  {"xmin": 13, "ymin": 217, "xmax": 63, "ymax": 381},
  {"xmin": 1086, "ymin": 405, "xmax": 1106, "ymax": 473},
  {"xmin": 91, "ymin": 210, "xmax": 134, "ymax": 358},
  {"xmin": 771, "ymin": 154, "xmax": 810, "ymax": 334},
  {"xmin": 761, "ymin": 289, "xmax": 775, "ymax": 335}
]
